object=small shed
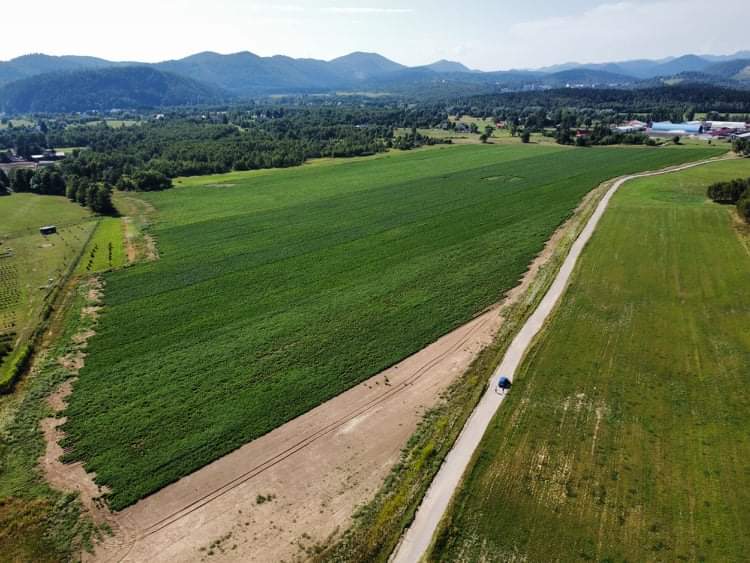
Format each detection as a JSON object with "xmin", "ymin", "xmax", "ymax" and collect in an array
[{"xmin": 39, "ymin": 225, "xmax": 57, "ymax": 236}]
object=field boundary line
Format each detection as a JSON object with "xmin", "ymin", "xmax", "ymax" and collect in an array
[{"xmin": 389, "ymin": 154, "xmax": 730, "ymax": 563}]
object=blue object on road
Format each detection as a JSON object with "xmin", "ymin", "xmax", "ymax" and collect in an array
[{"xmin": 498, "ymin": 376, "xmax": 512, "ymax": 390}]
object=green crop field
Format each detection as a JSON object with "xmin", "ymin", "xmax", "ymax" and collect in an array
[
  {"xmin": 0, "ymin": 194, "xmax": 95, "ymax": 383},
  {"xmin": 60, "ymin": 144, "xmax": 721, "ymax": 510},
  {"xmin": 431, "ymin": 158, "xmax": 750, "ymax": 562},
  {"xmin": 75, "ymin": 217, "xmax": 126, "ymax": 274}
]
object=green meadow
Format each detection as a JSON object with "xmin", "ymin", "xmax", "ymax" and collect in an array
[
  {"xmin": 60, "ymin": 144, "xmax": 721, "ymax": 509},
  {"xmin": 431, "ymin": 158, "xmax": 750, "ymax": 562},
  {"xmin": 0, "ymin": 194, "xmax": 95, "ymax": 382}
]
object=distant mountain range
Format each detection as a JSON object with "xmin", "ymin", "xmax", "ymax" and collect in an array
[
  {"xmin": 0, "ymin": 66, "xmax": 222, "ymax": 114},
  {"xmin": 1, "ymin": 50, "xmax": 749, "ymax": 113},
  {"xmin": 535, "ymin": 52, "xmax": 750, "ymax": 80}
]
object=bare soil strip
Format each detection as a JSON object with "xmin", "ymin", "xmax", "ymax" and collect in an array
[{"xmin": 40, "ymin": 279, "xmax": 111, "ymax": 519}]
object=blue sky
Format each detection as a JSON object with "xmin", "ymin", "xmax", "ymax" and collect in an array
[{"xmin": 3, "ymin": 0, "xmax": 748, "ymax": 69}]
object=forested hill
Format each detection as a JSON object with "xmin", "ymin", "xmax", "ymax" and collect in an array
[
  {"xmin": 464, "ymin": 85, "xmax": 750, "ymax": 114},
  {"xmin": 0, "ymin": 66, "xmax": 226, "ymax": 113}
]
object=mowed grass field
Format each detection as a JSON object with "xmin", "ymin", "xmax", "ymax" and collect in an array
[
  {"xmin": 431, "ymin": 158, "xmax": 750, "ymax": 561},
  {"xmin": 61, "ymin": 144, "xmax": 721, "ymax": 510},
  {"xmin": 0, "ymin": 194, "xmax": 95, "ymax": 378}
]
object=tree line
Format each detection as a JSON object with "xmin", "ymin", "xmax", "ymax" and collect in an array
[
  {"xmin": 1, "ymin": 106, "xmax": 454, "ymax": 193},
  {"xmin": 734, "ymin": 138, "xmax": 750, "ymax": 157},
  {"xmin": 707, "ymin": 177, "xmax": 750, "ymax": 223},
  {"xmin": 460, "ymin": 85, "xmax": 750, "ymax": 123},
  {"xmin": 1, "ymin": 166, "xmax": 113, "ymax": 214}
]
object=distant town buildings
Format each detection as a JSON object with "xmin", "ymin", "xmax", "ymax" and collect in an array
[
  {"xmin": 0, "ymin": 148, "xmax": 65, "ymax": 174},
  {"xmin": 634, "ymin": 119, "xmax": 750, "ymax": 140}
]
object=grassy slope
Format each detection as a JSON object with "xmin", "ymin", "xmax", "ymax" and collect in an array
[
  {"xmin": 62, "ymin": 144, "xmax": 721, "ymax": 510},
  {"xmin": 431, "ymin": 158, "xmax": 750, "ymax": 562}
]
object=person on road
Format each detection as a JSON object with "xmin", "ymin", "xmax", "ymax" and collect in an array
[{"xmin": 497, "ymin": 376, "xmax": 512, "ymax": 394}]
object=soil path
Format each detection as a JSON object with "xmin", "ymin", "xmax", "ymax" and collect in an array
[{"xmin": 390, "ymin": 157, "xmax": 729, "ymax": 563}]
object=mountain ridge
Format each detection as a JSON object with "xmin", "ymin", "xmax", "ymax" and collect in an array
[
  {"xmin": 1, "ymin": 49, "xmax": 749, "ymax": 113},
  {"xmin": 0, "ymin": 66, "xmax": 226, "ymax": 113}
]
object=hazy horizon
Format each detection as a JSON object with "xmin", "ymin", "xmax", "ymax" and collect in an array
[{"xmin": 2, "ymin": 0, "xmax": 749, "ymax": 71}]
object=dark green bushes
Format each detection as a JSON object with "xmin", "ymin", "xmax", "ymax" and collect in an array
[
  {"xmin": 0, "ymin": 344, "xmax": 31, "ymax": 394},
  {"xmin": 734, "ymin": 138, "xmax": 750, "ymax": 157},
  {"xmin": 9, "ymin": 167, "xmax": 66, "ymax": 195},
  {"xmin": 707, "ymin": 176, "xmax": 750, "ymax": 222}
]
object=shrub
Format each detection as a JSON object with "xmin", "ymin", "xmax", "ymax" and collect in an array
[
  {"xmin": 737, "ymin": 194, "xmax": 750, "ymax": 223},
  {"xmin": 131, "ymin": 169, "xmax": 173, "ymax": 192},
  {"xmin": 707, "ymin": 178, "xmax": 750, "ymax": 205},
  {"xmin": 0, "ymin": 344, "xmax": 32, "ymax": 394},
  {"xmin": 733, "ymin": 138, "xmax": 750, "ymax": 157}
]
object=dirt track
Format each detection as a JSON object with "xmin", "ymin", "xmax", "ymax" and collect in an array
[{"xmin": 390, "ymin": 156, "xmax": 729, "ymax": 563}]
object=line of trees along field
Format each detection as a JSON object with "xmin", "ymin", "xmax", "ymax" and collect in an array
[
  {"xmin": 707, "ymin": 175, "xmax": 750, "ymax": 221},
  {"xmin": 3, "ymin": 166, "xmax": 113, "ymax": 213}
]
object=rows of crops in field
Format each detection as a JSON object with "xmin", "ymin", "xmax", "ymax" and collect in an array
[
  {"xmin": 61, "ymin": 144, "xmax": 722, "ymax": 509},
  {"xmin": 431, "ymin": 158, "xmax": 750, "ymax": 562},
  {"xmin": 0, "ymin": 263, "xmax": 19, "ymax": 332},
  {"xmin": 0, "ymin": 261, "xmax": 19, "ymax": 371}
]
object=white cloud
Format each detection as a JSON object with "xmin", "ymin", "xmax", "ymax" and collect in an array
[
  {"xmin": 1, "ymin": 0, "xmax": 748, "ymax": 70},
  {"xmin": 322, "ymin": 6, "xmax": 415, "ymax": 14},
  {"xmin": 488, "ymin": 0, "xmax": 750, "ymax": 69}
]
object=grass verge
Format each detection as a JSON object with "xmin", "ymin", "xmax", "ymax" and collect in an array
[{"xmin": 0, "ymin": 281, "xmax": 102, "ymax": 561}]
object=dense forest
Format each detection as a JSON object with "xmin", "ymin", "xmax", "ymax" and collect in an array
[
  {"xmin": 455, "ymin": 85, "xmax": 750, "ymax": 124},
  {"xmin": 0, "ymin": 106, "xmax": 451, "ymax": 195},
  {"xmin": 0, "ymin": 67, "xmax": 225, "ymax": 114}
]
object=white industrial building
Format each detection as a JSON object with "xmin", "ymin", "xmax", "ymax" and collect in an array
[{"xmin": 705, "ymin": 121, "xmax": 749, "ymax": 131}]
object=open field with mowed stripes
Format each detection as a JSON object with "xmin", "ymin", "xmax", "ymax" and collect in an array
[{"xmin": 431, "ymin": 157, "xmax": 750, "ymax": 562}]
